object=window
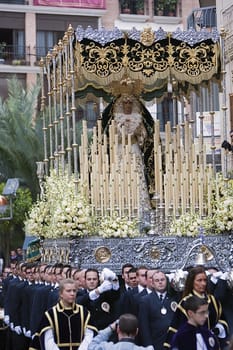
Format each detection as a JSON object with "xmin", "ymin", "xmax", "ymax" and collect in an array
[
  {"xmin": 119, "ymin": 0, "xmax": 147, "ymax": 15},
  {"xmin": 195, "ymin": 83, "xmax": 220, "ymax": 112},
  {"xmin": 76, "ymin": 101, "xmax": 99, "ymax": 129},
  {"xmin": 86, "ymin": 101, "xmax": 98, "ymax": 128},
  {"xmin": 154, "ymin": 0, "xmax": 178, "ymax": 16},
  {"xmin": 36, "ymin": 31, "xmax": 64, "ymax": 59},
  {"xmin": 156, "ymin": 95, "xmax": 175, "ymax": 131}
]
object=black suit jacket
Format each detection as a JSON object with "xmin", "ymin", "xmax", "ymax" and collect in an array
[
  {"xmin": 214, "ymin": 278, "xmax": 233, "ymax": 336},
  {"xmin": 30, "ymin": 284, "xmax": 53, "ymax": 334},
  {"xmin": 120, "ymin": 286, "xmax": 143, "ymax": 315},
  {"xmin": 76, "ymin": 288, "xmax": 120, "ymax": 330},
  {"xmin": 138, "ymin": 291, "xmax": 178, "ymax": 350}
]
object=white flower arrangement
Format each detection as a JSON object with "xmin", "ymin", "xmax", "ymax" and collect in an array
[
  {"xmin": 167, "ymin": 175, "xmax": 233, "ymax": 237},
  {"xmin": 24, "ymin": 169, "xmax": 93, "ymax": 239},
  {"xmin": 211, "ymin": 175, "xmax": 233, "ymax": 232},
  {"xmin": 25, "ymin": 170, "xmax": 233, "ymax": 240},
  {"xmin": 98, "ymin": 213, "xmax": 140, "ymax": 238},
  {"xmin": 168, "ymin": 213, "xmax": 214, "ymax": 237},
  {"xmin": 24, "ymin": 200, "xmax": 50, "ymax": 237},
  {"xmin": 212, "ymin": 198, "xmax": 233, "ymax": 232}
]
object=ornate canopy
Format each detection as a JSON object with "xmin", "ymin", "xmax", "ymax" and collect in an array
[{"xmin": 74, "ymin": 26, "xmax": 221, "ymax": 100}]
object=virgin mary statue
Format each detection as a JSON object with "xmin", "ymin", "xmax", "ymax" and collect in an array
[{"xmin": 101, "ymin": 78, "xmax": 155, "ymax": 212}]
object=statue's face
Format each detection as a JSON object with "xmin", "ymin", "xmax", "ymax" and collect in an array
[{"xmin": 122, "ymin": 99, "xmax": 133, "ymax": 114}]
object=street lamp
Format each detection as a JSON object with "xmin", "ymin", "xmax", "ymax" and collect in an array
[{"xmin": 0, "ymin": 178, "xmax": 19, "ymax": 221}]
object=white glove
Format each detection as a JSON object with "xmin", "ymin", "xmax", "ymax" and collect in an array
[
  {"xmin": 4, "ymin": 315, "xmax": 9, "ymax": 325},
  {"xmin": 25, "ymin": 330, "xmax": 31, "ymax": 338},
  {"xmin": 112, "ymin": 279, "xmax": 120, "ymax": 291},
  {"xmin": 23, "ymin": 327, "xmax": 31, "ymax": 338},
  {"xmin": 101, "ymin": 268, "xmax": 117, "ymax": 281},
  {"xmin": 98, "ymin": 280, "xmax": 112, "ymax": 294},
  {"xmin": 210, "ymin": 275, "xmax": 218, "ymax": 285},
  {"xmin": 89, "ymin": 289, "xmax": 100, "ymax": 301},
  {"xmin": 166, "ymin": 272, "xmax": 175, "ymax": 282},
  {"xmin": 215, "ymin": 322, "xmax": 226, "ymax": 339},
  {"xmin": 14, "ymin": 326, "xmax": 22, "ymax": 335},
  {"xmin": 220, "ymin": 271, "xmax": 228, "ymax": 280},
  {"xmin": 213, "ymin": 271, "xmax": 223, "ymax": 278}
]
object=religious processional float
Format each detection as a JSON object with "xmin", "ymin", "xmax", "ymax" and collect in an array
[{"xmin": 24, "ymin": 25, "xmax": 233, "ymax": 274}]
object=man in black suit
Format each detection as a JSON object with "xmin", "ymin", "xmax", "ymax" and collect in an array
[
  {"xmin": 11, "ymin": 264, "xmax": 35, "ymax": 350},
  {"xmin": 77, "ymin": 268, "xmax": 120, "ymax": 330},
  {"xmin": 119, "ymin": 266, "xmax": 148, "ymax": 316},
  {"xmin": 213, "ymin": 272, "xmax": 233, "ymax": 336},
  {"xmin": 119, "ymin": 263, "xmax": 134, "ymax": 294},
  {"xmin": 30, "ymin": 264, "xmax": 54, "ymax": 336},
  {"xmin": 138, "ymin": 270, "xmax": 178, "ymax": 350}
]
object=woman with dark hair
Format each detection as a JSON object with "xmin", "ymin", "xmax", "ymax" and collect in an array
[
  {"xmin": 182, "ymin": 266, "xmax": 209, "ymax": 296},
  {"xmin": 164, "ymin": 266, "xmax": 228, "ymax": 350}
]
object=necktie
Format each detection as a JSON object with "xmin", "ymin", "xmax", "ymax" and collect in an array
[{"xmin": 159, "ymin": 294, "xmax": 163, "ymax": 302}]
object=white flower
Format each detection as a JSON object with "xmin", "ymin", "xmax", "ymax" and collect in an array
[
  {"xmin": 24, "ymin": 169, "xmax": 92, "ymax": 239},
  {"xmin": 167, "ymin": 175, "xmax": 233, "ymax": 237},
  {"xmin": 97, "ymin": 212, "xmax": 140, "ymax": 238}
]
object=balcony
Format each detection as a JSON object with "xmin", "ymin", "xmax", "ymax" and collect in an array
[
  {"xmin": 0, "ymin": 44, "xmax": 30, "ymax": 65},
  {"xmin": 119, "ymin": 0, "xmax": 179, "ymax": 16},
  {"xmin": 119, "ymin": 0, "xmax": 147, "ymax": 15},
  {"xmin": 187, "ymin": 6, "xmax": 216, "ymax": 30},
  {"xmin": 0, "ymin": 0, "xmax": 27, "ymax": 3}
]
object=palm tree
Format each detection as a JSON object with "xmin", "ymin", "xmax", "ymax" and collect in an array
[{"xmin": 0, "ymin": 77, "xmax": 43, "ymax": 199}]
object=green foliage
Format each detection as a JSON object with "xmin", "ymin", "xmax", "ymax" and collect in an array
[
  {"xmin": 136, "ymin": 0, "xmax": 144, "ymax": 10},
  {"xmin": 164, "ymin": 0, "xmax": 177, "ymax": 11},
  {"xmin": 0, "ymin": 77, "xmax": 43, "ymax": 199},
  {"xmin": 0, "ymin": 182, "xmax": 33, "ymax": 259},
  {"xmin": 121, "ymin": 0, "xmax": 130, "ymax": 9},
  {"xmin": 12, "ymin": 187, "xmax": 33, "ymax": 226},
  {"xmin": 157, "ymin": 1, "xmax": 164, "ymax": 11}
]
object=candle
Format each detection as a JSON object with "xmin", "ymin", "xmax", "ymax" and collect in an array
[
  {"xmin": 158, "ymin": 145, "xmax": 163, "ymax": 203},
  {"xmin": 100, "ymin": 174, "xmax": 104, "ymax": 216},
  {"xmin": 90, "ymin": 173, "xmax": 94, "ymax": 215},
  {"xmin": 110, "ymin": 173, "xmax": 114, "ymax": 215},
  {"xmin": 127, "ymin": 173, "xmax": 131, "ymax": 219},
  {"xmin": 198, "ymin": 171, "xmax": 204, "ymax": 216}
]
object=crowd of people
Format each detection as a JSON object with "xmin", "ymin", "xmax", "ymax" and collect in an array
[
  {"xmin": 9, "ymin": 248, "xmax": 23, "ymax": 263},
  {"xmin": 0, "ymin": 260, "xmax": 232, "ymax": 350}
]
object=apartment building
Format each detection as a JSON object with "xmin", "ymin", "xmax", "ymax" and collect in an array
[
  {"xmin": 0, "ymin": 0, "xmax": 105, "ymax": 98},
  {"xmin": 0, "ymin": 0, "xmax": 220, "ymax": 142}
]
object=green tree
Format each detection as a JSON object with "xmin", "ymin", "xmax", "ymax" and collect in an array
[
  {"xmin": 0, "ymin": 183, "xmax": 32, "ymax": 264},
  {"xmin": 0, "ymin": 77, "xmax": 43, "ymax": 199}
]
